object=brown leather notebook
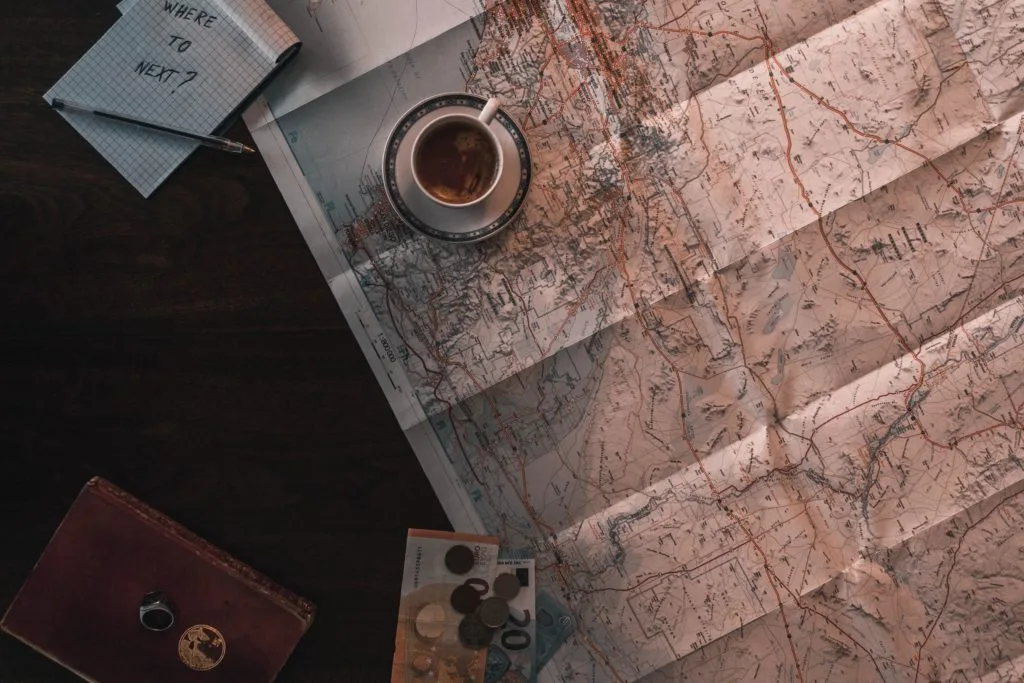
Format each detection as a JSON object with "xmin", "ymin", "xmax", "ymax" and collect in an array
[{"xmin": 1, "ymin": 477, "xmax": 315, "ymax": 683}]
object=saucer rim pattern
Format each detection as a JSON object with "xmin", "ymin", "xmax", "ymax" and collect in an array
[{"xmin": 383, "ymin": 93, "xmax": 532, "ymax": 243}]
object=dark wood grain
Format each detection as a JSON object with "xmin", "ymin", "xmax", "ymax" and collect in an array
[{"xmin": 0, "ymin": 2, "xmax": 451, "ymax": 681}]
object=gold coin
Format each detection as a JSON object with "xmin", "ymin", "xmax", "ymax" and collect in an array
[
  {"xmin": 177, "ymin": 624, "xmax": 227, "ymax": 671},
  {"xmin": 414, "ymin": 602, "xmax": 446, "ymax": 640},
  {"xmin": 410, "ymin": 651, "xmax": 435, "ymax": 673}
]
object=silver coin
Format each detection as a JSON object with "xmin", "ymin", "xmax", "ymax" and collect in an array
[
  {"xmin": 478, "ymin": 596, "xmax": 511, "ymax": 629},
  {"xmin": 492, "ymin": 572, "xmax": 521, "ymax": 601}
]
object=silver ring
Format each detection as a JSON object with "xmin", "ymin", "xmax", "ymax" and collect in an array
[{"xmin": 139, "ymin": 591, "xmax": 175, "ymax": 632}]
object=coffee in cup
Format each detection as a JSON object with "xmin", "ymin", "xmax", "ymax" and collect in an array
[{"xmin": 411, "ymin": 98, "xmax": 503, "ymax": 208}]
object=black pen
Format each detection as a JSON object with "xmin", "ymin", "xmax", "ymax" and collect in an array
[{"xmin": 50, "ymin": 97, "xmax": 255, "ymax": 154}]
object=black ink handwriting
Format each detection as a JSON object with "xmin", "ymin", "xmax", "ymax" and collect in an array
[
  {"xmin": 168, "ymin": 35, "xmax": 192, "ymax": 52},
  {"xmin": 134, "ymin": 60, "xmax": 180, "ymax": 83},
  {"xmin": 171, "ymin": 70, "xmax": 198, "ymax": 94},
  {"xmin": 162, "ymin": 2, "xmax": 217, "ymax": 28}
]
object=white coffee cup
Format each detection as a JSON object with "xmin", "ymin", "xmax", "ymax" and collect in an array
[{"xmin": 410, "ymin": 97, "xmax": 503, "ymax": 208}]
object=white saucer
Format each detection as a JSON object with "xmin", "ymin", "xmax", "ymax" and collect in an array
[{"xmin": 383, "ymin": 93, "xmax": 532, "ymax": 243}]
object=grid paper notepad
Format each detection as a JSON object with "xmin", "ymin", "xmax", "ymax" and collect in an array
[{"xmin": 45, "ymin": 0, "xmax": 300, "ymax": 197}]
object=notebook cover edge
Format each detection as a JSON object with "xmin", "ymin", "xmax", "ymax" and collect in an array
[
  {"xmin": 1, "ymin": 477, "xmax": 98, "ymax": 633},
  {"xmin": 1, "ymin": 626, "xmax": 103, "ymax": 683},
  {"xmin": 88, "ymin": 477, "xmax": 316, "ymax": 627}
]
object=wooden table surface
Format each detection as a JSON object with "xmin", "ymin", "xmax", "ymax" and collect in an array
[{"xmin": 0, "ymin": 2, "xmax": 451, "ymax": 680}]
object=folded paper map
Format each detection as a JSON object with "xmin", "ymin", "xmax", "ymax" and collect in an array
[{"xmin": 245, "ymin": 0, "xmax": 1024, "ymax": 680}]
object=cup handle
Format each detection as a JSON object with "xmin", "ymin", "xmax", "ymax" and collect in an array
[{"xmin": 478, "ymin": 97, "xmax": 500, "ymax": 125}]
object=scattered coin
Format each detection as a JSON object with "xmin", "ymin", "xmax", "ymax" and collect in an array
[
  {"xmin": 450, "ymin": 583, "xmax": 482, "ymax": 615},
  {"xmin": 458, "ymin": 614, "xmax": 495, "ymax": 650},
  {"xmin": 492, "ymin": 572, "xmax": 521, "ymax": 601},
  {"xmin": 410, "ymin": 651, "xmax": 435, "ymax": 674},
  {"xmin": 414, "ymin": 602, "xmax": 446, "ymax": 640},
  {"xmin": 478, "ymin": 596, "xmax": 511, "ymax": 629},
  {"xmin": 445, "ymin": 544, "xmax": 475, "ymax": 575}
]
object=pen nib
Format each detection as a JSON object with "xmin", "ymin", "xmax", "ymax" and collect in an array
[{"xmin": 241, "ymin": 144, "xmax": 256, "ymax": 154}]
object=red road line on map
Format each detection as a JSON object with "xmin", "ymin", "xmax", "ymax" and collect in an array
[
  {"xmin": 756, "ymin": 27, "xmax": 1024, "ymax": 462},
  {"xmin": 763, "ymin": 50, "xmax": 1024, "ymax": 376},
  {"xmin": 913, "ymin": 486, "xmax": 1024, "ymax": 682},
  {"xmin": 545, "ymin": 8, "xmax": 1022, "ymax": 679},
  {"xmin": 519, "ymin": 46, "xmax": 559, "ymax": 122},
  {"xmin": 638, "ymin": 13, "xmax": 1021, "ymax": 676},
  {"xmin": 768, "ymin": 56, "xmax": 1024, "ymax": 343},
  {"xmin": 541, "ymin": 266, "xmax": 604, "ymax": 357},
  {"xmin": 586, "ymin": 509, "xmax": 808, "ymax": 594},
  {"xmin": 982, "ymin": 197, "xmax": 1024, "ymax": 211},
  {"xmin": 356, "ymin": 6, "xmax": 1024, "ymax": 679},
  {"xmin": 570, "ymin": 12, "xmax": 824, "ymax": 680},
  {"xmin": 949, "ymin": 117, "xmax": 1024, "ymax": 326},
  {"xmin": 526, "ymin": 81, "xmax": 586, "ymax": 131},
  {"xmin": 635, "ymin": 13, "xmax": 929, "ymax": 677}
]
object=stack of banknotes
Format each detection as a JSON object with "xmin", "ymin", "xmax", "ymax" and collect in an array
[{"xmin": 391, "ymin": 530, "xmax": 575, "ymax": 683}]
